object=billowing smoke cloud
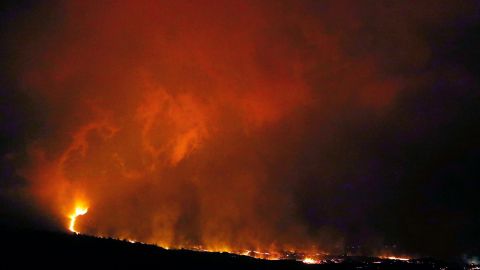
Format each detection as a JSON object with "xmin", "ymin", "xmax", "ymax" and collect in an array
[{"xmin": 1, "ymin": 0, "xmax": 479, "ymax": 258}]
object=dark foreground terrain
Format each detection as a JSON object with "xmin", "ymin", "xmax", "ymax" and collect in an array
[{"xmin": 0, "ymin": 229, "xmax": 475, "ymax": 270}]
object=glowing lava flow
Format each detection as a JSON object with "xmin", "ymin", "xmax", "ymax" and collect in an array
[{"xmin": 68, "ymin": 207, "xmax": 88, "ymax": 234}]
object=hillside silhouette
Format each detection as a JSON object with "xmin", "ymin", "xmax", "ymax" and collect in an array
[{"xmin": 0, "ymin": 228, "xmax": 470, "ymax": 269}]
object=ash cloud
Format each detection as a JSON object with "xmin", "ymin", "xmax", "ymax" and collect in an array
[{"xmin": 1, "ymin": 0, "xmax": 479, "ymax": 258}]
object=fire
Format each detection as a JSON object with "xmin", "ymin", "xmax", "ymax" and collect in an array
[
  {"xmin": 68, "ymin": 206, "xmax": 88, "ymax": 234},
  {"xmin": 302, "ymin": 257, "xmax": 320, "ymax": 264},
  {"xmin": 381, "ymin": 256, "xmax": 410, "ymax": 261},
  {"xmin": 15, "ymin": 0, "xmax": 447, "ymax": 259}
]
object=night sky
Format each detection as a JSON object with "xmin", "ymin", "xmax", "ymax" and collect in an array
[{"xmin": 1, "ymin": 0, "xmax": 479, "ymax": 260}]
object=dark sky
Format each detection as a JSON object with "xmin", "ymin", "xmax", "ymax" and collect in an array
[{"xmin": 1, "ymin": 0, "xmax": 479, "ymax": 259}]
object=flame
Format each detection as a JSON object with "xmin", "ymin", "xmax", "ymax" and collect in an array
[
  {"xmin": 380, "ymin": 256, "xmax": 410, "ymax": 261},
  {"xmin": 302, "ymin": 257, "xmax": 320, "ymax": 264},
  {"xmin": 68, "ymin": 206, "xmax": 88, "ymax": 234}
]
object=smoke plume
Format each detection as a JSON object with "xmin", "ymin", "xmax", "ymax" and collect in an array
[{"xmin": 1, "ymin": 0, "xmax": 479, "ymax": 258}]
